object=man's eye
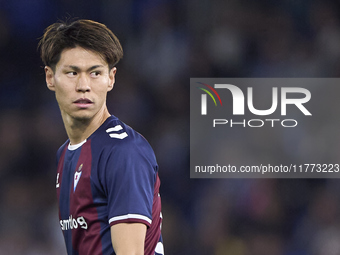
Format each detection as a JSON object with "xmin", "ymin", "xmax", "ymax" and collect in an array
[
  {"xmin": 90, "ymin": 71, "xmax": 101, "ymax": 77},
  {"xmin": 67, "ymin": 71, "xmax": 77, "ymax": 76}
]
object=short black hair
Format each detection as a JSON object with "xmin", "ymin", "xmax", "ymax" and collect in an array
[{"xmin": 38, "ymin": 19, "xmax": 123, "ymax": 71}]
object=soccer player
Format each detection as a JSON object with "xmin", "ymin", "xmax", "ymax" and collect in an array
[{"xmin": 38, "ymin": 19, "xmax": 164, "ymax": 255}]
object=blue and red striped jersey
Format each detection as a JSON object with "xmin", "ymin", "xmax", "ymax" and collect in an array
[{"xmin": 55, "ymin": 115, "xmax": 163, "ymax": 255}]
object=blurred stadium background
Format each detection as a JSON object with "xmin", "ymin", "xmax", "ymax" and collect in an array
[{"xmin": 1, "ymin": 0, "xmax": 340, "ymax": 254}]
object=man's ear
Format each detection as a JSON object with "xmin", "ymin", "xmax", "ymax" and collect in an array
[
  {"xmin": 108, "ymin": 67, "xmax": 117, "ymax": 92},
  {"xmin": 45, "ymin": 66, "xmax": 55, "ymax": 91}
]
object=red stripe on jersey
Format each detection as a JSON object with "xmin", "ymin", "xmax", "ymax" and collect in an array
[
  {"xmin": 69, "ymin": 140, "xmax": 103, "ymax": 255},
  {"xmin": 56, "ymin": 146, "xmax": 67, "ymax": 215},
  {"xmin": 144, "ymin": 173, "xmax": 162, "ymax": 255},
  {"xmin": 111, "ymin": 218, "xmax": 151, "ymax": 226}
]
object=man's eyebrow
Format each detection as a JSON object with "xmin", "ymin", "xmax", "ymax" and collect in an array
[{"xmin": 66, "ymin": 65, "xmax": 105, "ymax": 72}]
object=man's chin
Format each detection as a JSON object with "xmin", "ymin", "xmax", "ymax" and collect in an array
[
  {"xmin": 70, "ymin": 112, "xmax": 94, "ymax": 122},
  {"xmin": 73, "ymin": 116, "xmax": 92, "ymax": 122}
]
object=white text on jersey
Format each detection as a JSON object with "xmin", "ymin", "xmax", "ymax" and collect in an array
[{"xmin": 60, "ymin": 215, "xmax": 88, "ymax": 231}]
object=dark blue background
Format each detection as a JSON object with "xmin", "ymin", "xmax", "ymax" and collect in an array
[{"xmin": 0, "ymin": 0, "xmax": 340, "ymax": 254}]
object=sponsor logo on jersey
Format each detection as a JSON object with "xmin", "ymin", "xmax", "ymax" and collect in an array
[
  {"xmin": 74, "ymin": 164, "xmax": 83, "ymax": 192},
  {"xmin": 60, "ymin": 215, "xmax": 88, "ymax": 231}
]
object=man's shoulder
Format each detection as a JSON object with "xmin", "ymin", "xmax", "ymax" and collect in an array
[
  {"xmin": 90, "ymin": 115, "xmax": 158, "ymax": 171},
  {"xmin": 92, "ymin": 115, "xmax": 153, "ymax": 152},
  {"xmin": 56, "ymin": 139, "xmax": 69, "ymax": 160}
]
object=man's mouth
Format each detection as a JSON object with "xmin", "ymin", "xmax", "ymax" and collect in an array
[{"xmin": 73, "ymin": 98, "xmax": 93, "ymax": 108}]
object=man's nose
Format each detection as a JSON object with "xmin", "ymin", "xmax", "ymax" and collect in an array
[{"xmin": 76, "ymin": 74, "xmax": 91, "ymax": 92}]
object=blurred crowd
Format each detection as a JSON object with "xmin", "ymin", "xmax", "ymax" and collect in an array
[{"xmin": 1, "ymin": 0, "xmax": 340, "ymax": 254}]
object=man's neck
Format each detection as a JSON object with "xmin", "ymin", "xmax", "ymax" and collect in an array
[{"xmin": 62, "ymin": 110, "xmax": 111, "ymax": 145}]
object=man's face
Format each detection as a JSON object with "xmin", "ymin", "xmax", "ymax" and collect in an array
[{"xmin": 45, "ymin": 46, "xmax": 115, "ymax": 122}]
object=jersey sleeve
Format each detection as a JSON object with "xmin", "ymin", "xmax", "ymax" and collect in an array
[{"xmin": 103, "ymin": 134, "xmax": 158, "ymax": 228}]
